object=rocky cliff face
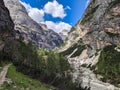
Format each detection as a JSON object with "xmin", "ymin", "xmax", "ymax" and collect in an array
[
  {"xmin": 3, "ymin": 0, "xmax": 63, "ymax": 50},
  {"xmin": 62, "ymin": 0, "xmax": 120, "ymax": 52},
  {"xmin": 0, "ymin": 0, "xmax": 14, "ymax": 55},
  {"xmin": 81, "ymin": 0, "xmax": 120, "ymax": 51},
  {"xmin": 60, "ymin": 0, "xmax": 120, "ymax": 89}
]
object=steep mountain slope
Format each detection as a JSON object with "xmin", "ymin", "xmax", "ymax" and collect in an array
[
  {"xmin": 0, "ymin": 0, "xmax": 14, "ymax": 60},
  {"xmin": 61, "ymin": 0, "xmax": 120, "ymax": 51},
  {"xmin": 3, "ymin": 0, "xmax": 63, "ymax": 50},
  {"xmin": 60, "ymin": 0, "xmax": 120, "ymax": 89}
]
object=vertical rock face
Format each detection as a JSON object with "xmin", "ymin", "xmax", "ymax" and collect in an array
[
  {"xmin": 0, "ymin": 0, "xmax": 14, "ymax": 52},
  {"xmin": 3, "ymin": 0, "xmax": 63, "ymax": 50},
  {"xmin": 62, "ymin": 0, "xmax": 120, "ymax": 55},
  {"xmin": 60, "ymin": 0, "xmax": 120, "ymax": 90},
  {"xmin": 81, "ymin": 0, "xmax": 120, "ymax": 51},
  {"xmin": 60, "ymin": 0, "xmax": 120, "ymax": 59}
]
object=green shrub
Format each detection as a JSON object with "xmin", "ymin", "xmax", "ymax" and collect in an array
[
  {"xmin": 1, "ymin": 65, "xmax": 55, "ymax": 90},
  {"xmin": 1, "ymin": 40, "xmax": 71, "ymax": 84},
  {"xmin": 60, "ymin": 39, "xmax": 86, "ymax": 58},
  {"xmin": 95, "ymin": 45, "xmax": 120, "ymax": 85},
  {"xmin": 0, "ymin": 39, "xmax": 87, "ymax": 89},
  {"xmin": 60, "ymin": 43, "xmax": 78, "ymax": 56},
  {"xmin": 71, "ymin": 45, "xmax": 86, "ymax": 58}
]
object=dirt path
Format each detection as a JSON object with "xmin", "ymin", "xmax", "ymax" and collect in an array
[{"xmin": 0, "ymin": 64, "xmax": 10, "ymax": 86}]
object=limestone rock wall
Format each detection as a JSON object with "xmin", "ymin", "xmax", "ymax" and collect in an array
[{"xmin": 0, "ymin": 0, "xmax": 14, "ymax": 52}]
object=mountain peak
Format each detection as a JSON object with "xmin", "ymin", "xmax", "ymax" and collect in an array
[{"xmin": 3, "ymin": 0, "xmax": 63, "ymax": 50}]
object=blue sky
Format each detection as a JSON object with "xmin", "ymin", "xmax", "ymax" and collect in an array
[{"xmin": 20, "ymin": 0, "xmax": 89, "ymax": 33}]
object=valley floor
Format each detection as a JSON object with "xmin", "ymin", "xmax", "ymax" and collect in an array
[{"xmin": 0, "ymin": 64, "xmax": 56, "ymax": 90}]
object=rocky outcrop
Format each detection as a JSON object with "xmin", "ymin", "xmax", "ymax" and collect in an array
[
  {"xmin": 60, "ymin": 0, "xmax": 120, "ymax": 89},
  {"xmin": 3, "ymin": 0, "xmax": 63, "ymax": 50}
]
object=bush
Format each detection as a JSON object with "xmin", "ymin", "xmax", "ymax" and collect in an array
[
  {"xmin": 60, "ymin": 39, "xmax": 86, "ymax": 58},
  {"xmin": 95, "ymin": 45, "xmax": 120, "ymax": 85},
  {"xmin": 2, "ymin": 40, "xmax": 74, "ymax": 88},
  {"xmin": 0, "ymin": 40, "xmax": 87, "ymax": 89}
]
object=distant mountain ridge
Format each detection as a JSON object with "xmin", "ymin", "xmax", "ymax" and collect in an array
[{"xmin": 3, "ymin": 0, "xmax": 63, "ymax": 50}]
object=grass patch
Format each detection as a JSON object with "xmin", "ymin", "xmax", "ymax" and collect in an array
[
  {"xmin": 1, "ymin": 40, "xmax": 72, "ymax": 89},
  {"xmin": 1, "ymin": 64, "xmax": 56, "ymax": 90},
  {"xmin": 70, "ymin": 45, "xmax": 86, "ymax": 58}
]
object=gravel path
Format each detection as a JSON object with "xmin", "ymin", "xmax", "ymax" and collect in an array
[{"xmin": 0, "ymin": 64, "xmax": 10, "ymax": 86}]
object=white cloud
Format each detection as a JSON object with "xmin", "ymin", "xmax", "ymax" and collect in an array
[
  {"xmin": 19, "ymin": 0, "xmax": 71, "ymax": 33},
  {"xmin": 44, "ymin": 0, "xmax": 66, "ymax": 18},
  {"xmin": 44, "ymin": 21, "xmax": 72, "ymax": 33},
  {"xmin": 65, "ymin": 6, "xmax": 71, "ymax": 10},
  {"xmin": 20, "ymin": 0, "xmax": 44, "ymax": 23},
  {"xmin": 28, "ymin": 8, "xmax": 44, "ymax": 23}
]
